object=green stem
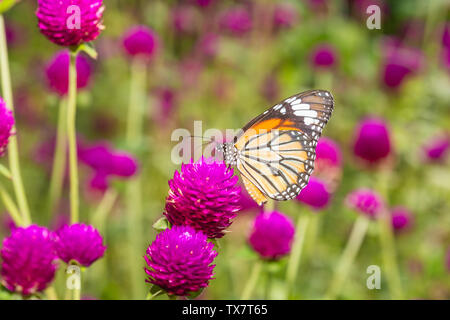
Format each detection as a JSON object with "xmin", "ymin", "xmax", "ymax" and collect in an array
[
  {"xmin": 0, "ymin": 15, "xmax": 31, "ymax": 225},
  {"xmin": 376, "ymin": 171, "xmax": 403, "ymax": 299},
  {"xmin": 126, "ymin": 58, "xmax": 147, "ymax": 299},
  {"xmin": 48, "ymin": 98, "xmax": 68, "ymax": 215},
  {"xmin": 45, "ymin": 286, "xmax": 58, "ymax": 300},
  {"xmin": 0, "ymin": 181, "xmax": 22, "ymax": 226},
  {"xmin": 67, "ymin": 52, "xmax": 79, "ymax": 224},
  {"xmin": 146, "ymin": 290, "xmax": 163, "ymax": 300},
  {"xmin": 91, "ymin": 189, "xmax": 118, "ymax": 231},
  {"xmin": 285, "ymin": 213, "xmax": 310, "ymax": 298},
  {"xmin": 241, "ymin": 260, "xmax": 263, "ymax": 300},
  {"xmin": 325, "ymin": 215, "xmax": 370, "ymax": 299}
]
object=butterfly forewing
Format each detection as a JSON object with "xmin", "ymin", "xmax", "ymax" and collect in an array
[{"xmin": 234, "ymin": 90, "xmax": 334, "ymax": 205}]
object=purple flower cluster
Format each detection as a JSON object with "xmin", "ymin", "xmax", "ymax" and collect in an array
[
  {"xmin": 45, "ymin": 50, "xmax": 92, "ymax": 96},
  {"xmin": 164, "ymin": 157, "xmax": 241, "ymax": 239},
  {"xmin": 273, "ymin": 3, "xmax": 298, "ymax": 30},
  {"xmin": 1, "ymin": 225, "xmax": 58, "ymax": 295},
  {"xmin": 311, "ymin": 43, "xmax": 337, "ymax": 69},
  {"xmin": 79, "ymin": 142, "xmax": 138, "ymax": 191},
  {"xmin": 248, "ymin": 211, "xmax": 295, "ymax": 260},
  {"xmin": 345, "ymin": 189, "xmax": 384, "ymax": 219},
  {"xmin": 144, "ymin": 226, "xmax": 217, "ymax": 296},
  {"xmin": 314, "ymin": 137, "xmax": 342, "ymax": 190},
  {"xmin": 391, "ymin": 206, "xmax": 413, "ymax": 232},
  {"xmin": 0, "ymin": 97, "xmax": 14, "ymax": 157},
  {"xmin": 422, "ymin": 134, "xmax": 450, "ymax": 163},
  {"xmin": 53, "ymin": 223, "xmax": 106, "ymax": 267},
  {"xmin": 36, "ymin": 0, "xmax": 105, "ymax": 47},
  {"xmin": 220, "ymin": 7, "xmax": 252, "ymax": 37}
]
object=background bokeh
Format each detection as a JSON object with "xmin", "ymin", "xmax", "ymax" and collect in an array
[{"xmin": 0, "ymin": 0, "xmax": 449, "ymax": 300}]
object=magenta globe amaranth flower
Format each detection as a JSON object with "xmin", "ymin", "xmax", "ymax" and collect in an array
[
  {"xmin": 0, "ymin": 97, "xmax": 14, "ymax": 157},
  {"xmin": 122, "ymin": 26, "xmax": 159, "ymax": 60},
  {"xmin": 422, "ymin": 135, "xmax": 450, "ymax": 162},
  {"xmin": 1, "ymin": 225, "xmax": 58, "ymax": 295},
  {"xmin": 311, "ymin": 44, "xmax": 337, "ymax": 69},
  {"xmin": 391, "ymin": 206, "xmax": 413, "ymax": 232},
  {"xmin": 54, "ymin": 223, "xmax": 106, "ymax": 267},
  {"xmin": 164, "ymin": 157, "xmax": 241, "ymax": 239},
  {"xmin": 45, "ymin": 50, "xmax": 91, "ymax": 96},
  {"xmin": 249, "ymin": 211, "xmax": 295, "ymax": 260},
  {"xmin": 144, "ymin": 225, "xmax": 217, "ymax": 296},
  {"xmin": 314, "ymin": 137, "xmax": 342, "ymax": 190},
  {"xmin": 381, "ymin": 38, "xmax": 423, "ymax": 89},
  {"xmin": 273, "ymin": 3, "xmax": 298, "ymax": 30},
  {"xmin": 220, "ymin": 7, "xmax": 252, "ymax": 37},
  {"xmin": 353, "ymin": 117, "xmax": 392, "ymax": 165},
  {"xmin": 296, "ymin": 176, "xmax": 331, "ymax": 210},
  {"xmin": 36, "ymin": 0, "xmax": 105, "ymax": 47},
  {"xmin": 345, "ymin": 189, "xmax": 383, "ymax": 219}
]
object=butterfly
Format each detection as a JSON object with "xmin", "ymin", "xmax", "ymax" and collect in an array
[{"xmin": 216, "ymin": 89, "xmax": 334, "ymax": 205}]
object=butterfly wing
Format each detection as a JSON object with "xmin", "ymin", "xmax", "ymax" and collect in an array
[{"xmin": 235, "ymin": 90, "xmax": 334, "ymax": 204}]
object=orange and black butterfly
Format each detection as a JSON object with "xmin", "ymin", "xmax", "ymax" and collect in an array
[{"xmin": 216, "ymin": 89, "xmax": 334, "ymax": 205}]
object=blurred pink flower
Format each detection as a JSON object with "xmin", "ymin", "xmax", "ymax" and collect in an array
[
  {"xmin": 391, "ymin": 206, "xmax": 413, "ymax": 233},
  {"xmin": 422, "ymin": 134, "xmax": 450, "ymax": 162},
  {"xmin": 310, "ymin": 43, "xmax": 338, "ymax": 69},
  {"xmin": 220, "ymin": 7, "xmax": 252, "ymax": 36},
  {"xmin": 273, "ymin": 3, "xmax": 298, "ymax": 30},
  {"xmin": 196, "ymin": 33, "xmax": 219, "ymax": 59},
  {"xmin": 45, "ymin": 50, "xmax": 92, "ymax": 96},
  {"xmin": 346, "ymin": 188, "xmax": 384, "ymax": 219},
  {"xmin": 381, "ymin": 38, "xmax": 423, "ymax": 89},
  {"xmin": 314, "ymin": 137, "xmax": 342, "ymax": 191},
  {"xmin": 172, "ymin": 6, "xmax": 198, "ymax": 34},
  {"xmin": 296, "ymin": 176, "xmax": 331, "ymax": 211},
  {"xmin": 249, "ymin": 211, "xmax": 295, "ymax": 260},
  {"xmin": 353, "ymin": 117, "xmax": 392, "ymax": 165},
  {"xmin": 122, "ymin": 26, "xmax": 159, "ymax": 61},
  {"xmin": 154, "ymin": 87, "xmax": 177, "ymax": 124}
]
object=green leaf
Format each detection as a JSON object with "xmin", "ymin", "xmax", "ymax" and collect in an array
[
  {"xmin": 0, "ymin": 0, "xmax": 17, "ymax": 14},
  {"xmin": 69, "ymin": 42, "xmax": 98, "ymax": 60},
  {"xmin": 187, "ymin": 288, "xmax": 204, "ymax": 300},
  {"xmin": 152, "ymin": 216, "xmax": 171, "ymax": 232}
]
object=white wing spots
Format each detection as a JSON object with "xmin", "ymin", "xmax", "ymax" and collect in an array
[
  {"xmin": 291, "ymin": 103, "xmax": 310, "ymax": 111},
  {"xmin": 273, "ymin": 104, "xmax": 282, "ymax": 111},
  {"xmin": 280, "ymin": 107, "xmax": 286, "ymax": 114},
  {"xmin": 290, "ymin": 99, "xmax": 303, "ymax": 106},
  {"xmin": 303, "ymin": 117, "xmax": 320, "ymax": 125},
  {"xmin": 293, "ymin": 110, "xmax": 318, "ymax": 118},
  {"xmin": 284, "ymin": 97, "xmax": 296, "ymax": 103}
]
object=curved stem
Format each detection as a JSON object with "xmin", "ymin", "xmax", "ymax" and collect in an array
[
  {"xmin": 241, "ymin": 260, "xmax": 263, "ymax": 300},
  {"xmin": 67, "ymin": 52, "xmax": 79, "ymax": 224},
  {"xmin": 48, "ymin": 98, "xmax": 68, "ymax": 214},
  {"xmin": 325, "ymin": 215, "xmax": 369, "ymax": 299},
  {"xmin": 285, "ymin": 213, "xmax": 310, "ymax": 298},
  {"xmin": 0, "ymin": 15, "xmax": 31, "ymax": 225}
]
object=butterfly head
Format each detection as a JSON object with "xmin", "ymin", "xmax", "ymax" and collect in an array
[{"xmin": 216, "ymin": 142, "xmax": 237, "ymax": 166}]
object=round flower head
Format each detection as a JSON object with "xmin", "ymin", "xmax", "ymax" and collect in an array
[
  {"xmin": 1, "ymin": 225, "xmax": 58, "ymax": 295},
  {"xmin": 36, "ymin": 0, "xmax": 105, "ymax": 47},
  {"xmin": 122, "ymin": 26, "xmax": 159, "ymax": 60},
  {"xmin": 381, "ymin": 38, "xmax": 422, "ymax": 89},
  {"xmin": 353, "ymin": 117, "xmax": 392, "ymax": 164},
  {"xmin": 164, "ymin": 157, "xmax": 241, "ymax": 239},
  {"xmin": 296, "ymin": 176, "xmax": 331, "ymax": 210},
  {"xmin": 248, "ymin": 211, "xmax": 295, "ymax": 260},
  {"xmin": 311, "ymin": 43, "xmax": 337, "ymax": 69},
  {"xmin": 422, "ymin": 135, "xmax": 450, "ymax": 162},
  {"xmin": 314, "ymin": 137, "xmax": 342, "ymax": 190},
  {"xmin": 0, "ymin": 97, "xmax": 14, "ymax": 157},
  {"xmin": 391, "ymin": 206, "xmax": 413, "ymax": 232},
  {"xmin": 220, "ymin": 7, "xmax": 252, "ymax": 37},
  {"xmin": 144, "ymin": 225, "xmax": 217, "ymax": 296},
  {"xmin": 273, "ymin": 3, "xmax": 298, "ymax": 30},
  {"xmin": 45, "ymin": 50, "xmax": 91, "ymax": 96},
  {"xmin": 53, "ymin": 223, "xmax": 106, "ymax": 267},
  {"xmin": 345, "ymin": 189, "xmax": 384, "ymax": 219}
]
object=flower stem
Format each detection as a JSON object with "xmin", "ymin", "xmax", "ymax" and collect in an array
[
  {"xmin": 325, "ymin": 215, "xmax": 370, "ymax": 299},
  {"xmin": 45, "ymin": 286, "xmax": 58, "ymax": 300},
  {"xmin": 67, "ymin": 52, "xmax": 79, "ymax": 224},
  {"xmin": 285, "ymin": 213, "xmax": 310, "ymax": 298},
  {"xmin": 0, "ymin": 15, "xmax": 31, "ymax": 225},
  {"xmin": 376, "ymin": 171, "xmax": 403, "ymax": 299},
  {"xmin": 48, "ymin": 98, "xmax": 68, "ymax": 215},
  {"xmin": 126, "ymin": 58, "xmax": 147, "ymax": 299},
  {"xmin": 241, "ymin": 260, "xmax": 263, "ymax": 300},
  {"xmin": 0, "ymin": 181, "xmax": 22, "ymax": 226}
]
